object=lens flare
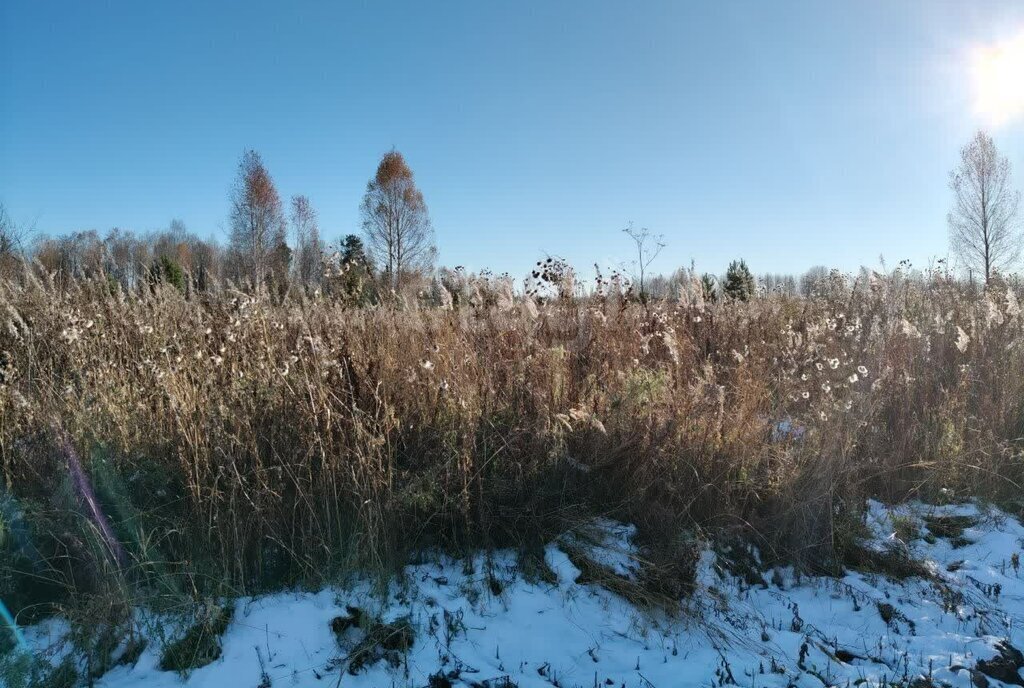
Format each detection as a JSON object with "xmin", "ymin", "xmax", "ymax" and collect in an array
[
  {"xmin": 970, "ymin": 30, "xmax": 1024, "ymax": 127},
  {"xmin": 0, "ymin": 599, "xmax": 27, "ymax": 651}
]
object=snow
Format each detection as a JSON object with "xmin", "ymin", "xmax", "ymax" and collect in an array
[{"xmin": 18, "ymin": 500, "xmax": 1024, "ymax": 687}]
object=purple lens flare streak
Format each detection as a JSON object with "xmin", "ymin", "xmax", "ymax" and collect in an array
[{"xmin": 55, "ymin": 426, "xmax": 127, "ymax": 568}]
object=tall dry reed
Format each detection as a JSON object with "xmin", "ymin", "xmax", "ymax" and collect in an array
[{"xmin": 1, "ymin": 264, "xmax": 1022, "ymax": 614}]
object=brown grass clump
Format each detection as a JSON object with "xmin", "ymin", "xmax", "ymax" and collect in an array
[{"xmin": 1, "ymin": 264, "xmax": 1022, "ymax": 613}]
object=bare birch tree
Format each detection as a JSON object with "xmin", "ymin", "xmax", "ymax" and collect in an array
[
  {"xmin": 228, "ymin": 150, "xmax": 287, "ymax": 287},
  {"xmin": 290, "ymin": 194, "xmax": 324, "ymax": 288},
  {"xmin": 360, "ymin": 150, "xmax": 435, "ymax": 290},
  {"xmin": 948, "ymin": 131, "xmax": 1021, "ymax": 283}
]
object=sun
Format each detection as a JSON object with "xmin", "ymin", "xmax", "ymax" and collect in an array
[{"xmin": 970, "ymin": 30, "xmax": 1024, "ymax": 127}]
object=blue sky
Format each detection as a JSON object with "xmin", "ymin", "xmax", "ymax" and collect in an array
[{"xmin": 2, "ymin": 1, "xmax": 1023, "ymax": 278}]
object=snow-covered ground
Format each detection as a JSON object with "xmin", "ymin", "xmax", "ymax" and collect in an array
[{"xmin": 19, "ymin": 501, "xmax": 1024, "ymax": 687}]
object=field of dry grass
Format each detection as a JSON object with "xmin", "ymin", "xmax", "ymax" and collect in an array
[{"xmin": 1, "ymin": 264, "xmax": 1023, "ymax": 624}]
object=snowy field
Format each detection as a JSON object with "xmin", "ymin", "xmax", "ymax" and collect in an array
[{"xmin": 20, "ymin": 501, "xmax": 1024, "ymax": 688}]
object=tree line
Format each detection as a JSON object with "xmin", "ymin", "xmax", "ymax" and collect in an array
[
  {"xmin": 0, "ymin": 130, "xmax": 1019, "ymax": 299},
  {"xmin": 0, "ymin": 148, "xmax": 436, "ymax": 300}
]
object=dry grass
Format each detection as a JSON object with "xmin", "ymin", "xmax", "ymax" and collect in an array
[{"xmin": 1, "ymin": 264, "xmax": 1023, "ymax": 618}]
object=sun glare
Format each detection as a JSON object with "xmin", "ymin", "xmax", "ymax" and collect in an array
[{"xmin": 970, "ymin": 30, "xmax": 1024, "ymax": 127}]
